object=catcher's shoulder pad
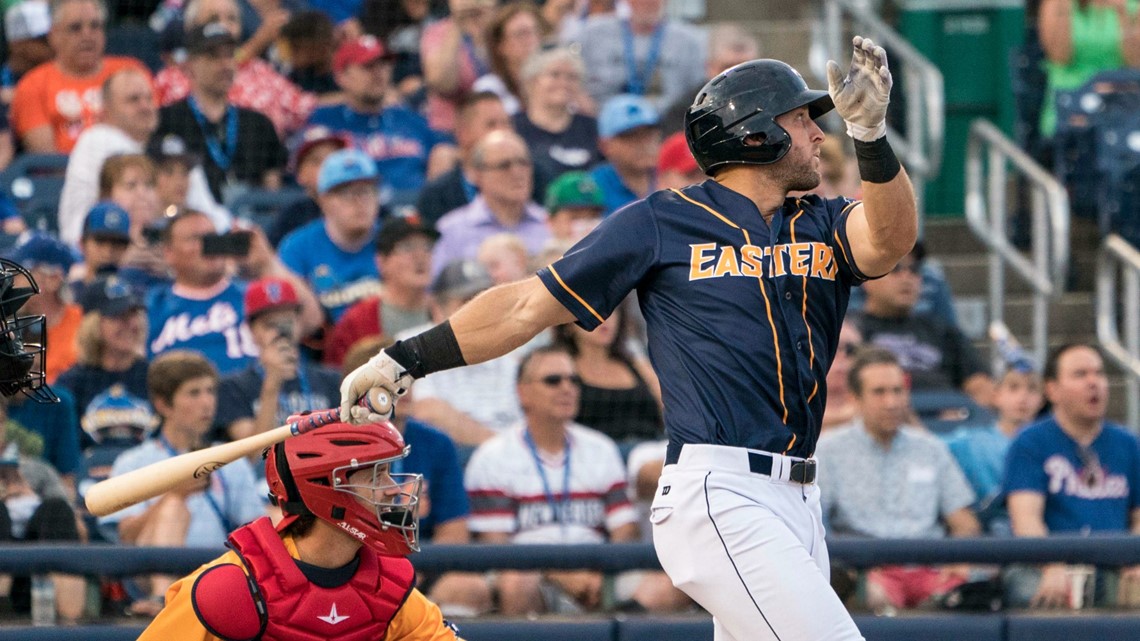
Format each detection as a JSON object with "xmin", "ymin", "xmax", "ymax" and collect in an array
[{"xmin": 190, "ymin": 562, "xmax": 266, "ymax": 641}]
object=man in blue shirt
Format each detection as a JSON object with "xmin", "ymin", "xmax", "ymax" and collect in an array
[
  {"xmin": 306, "ymin": 35, "xmax": 454, "ymax": 208},
  {"xmin": 278, "ymin": 149, "xmax": 384, "ymax": 322},
  {"xmin": 1005, "ymin": 343, "xmax": 1140, "ymax": 608},
  {"xmin": 590, "ymin": 94, "xmax": 661, "ymax": 216}
]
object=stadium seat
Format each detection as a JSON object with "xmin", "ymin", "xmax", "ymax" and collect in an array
[
  {"xmin": 0, "ymin": 154, "xmax": 68, "ymax": 234},
  {"xmin": 104, "ymin": 24, "xmax": 163, "ymax": 73},
  {"xmin": 857, "ymin": 614, "xmax": 1004, "ymax": 641},
  {"xmin": 1006, "ymin": 614, "xmax": 1140, "ymax": 641},
  {"xmin": 911, "ymin": 389, "xmax": 995, "ymax": 435},
  {"xmin": 226, "ymin": 187, "xmax": 307, "ymax": 232}
]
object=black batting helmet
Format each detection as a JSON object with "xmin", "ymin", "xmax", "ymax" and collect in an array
[{"xmin": 685, "ymin": 59, "xmax": 834, "ymax": 174}]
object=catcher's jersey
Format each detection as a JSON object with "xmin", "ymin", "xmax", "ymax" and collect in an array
[{"xmin": 537, "ymin": 180, "xmax": 869, "ymax": 459}]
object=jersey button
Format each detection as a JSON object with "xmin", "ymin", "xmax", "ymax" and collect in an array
[
  {"xmin": 784, "ymin": 292, "xmax": 792, "ymax": 300},
  {"xmin": 796, "ymin": 341, "xmax": 803, "ymax": 350}
]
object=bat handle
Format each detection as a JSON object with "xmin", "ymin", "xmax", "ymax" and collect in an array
[{"xmin": 286, "ymin": 389, "xmax": 392, "ymax": 436}]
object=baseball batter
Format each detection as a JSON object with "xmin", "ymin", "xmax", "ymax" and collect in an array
[{"xmin": 341, "ymin": 37, "xmax": 916, "ymax": 641}]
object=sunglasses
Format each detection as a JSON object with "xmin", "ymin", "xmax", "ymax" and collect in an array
[{"xmin": 535, "ymin": 374, "xmax": 582, "ymax": 387}]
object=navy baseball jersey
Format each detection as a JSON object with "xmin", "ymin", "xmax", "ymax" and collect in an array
[{"xmin": 537, "ymin": 180, "xmax": 871, "ymax": 459}]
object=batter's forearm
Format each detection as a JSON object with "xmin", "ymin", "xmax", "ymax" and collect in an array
[
  {"xmin": 860, "ymin": 165, "xmax": 918, "ymax": 259},
  {"xmin": 450, "ymin": 276, "xmax": 574, "ymax": 364}
]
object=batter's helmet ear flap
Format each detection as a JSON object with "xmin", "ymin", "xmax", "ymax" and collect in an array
[{"xmin": 685, "ymin": 59, "xmax": 834, "ymax": 174}]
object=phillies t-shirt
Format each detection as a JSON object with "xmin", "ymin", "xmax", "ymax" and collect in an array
[{"xmin": 1004, "ymin": 416, "xmax": 1140, "ymax": 533}]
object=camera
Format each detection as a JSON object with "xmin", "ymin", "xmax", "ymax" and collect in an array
[{"xmin": 201, "ymin": 231, "xmax": 253, "ymax": 257}]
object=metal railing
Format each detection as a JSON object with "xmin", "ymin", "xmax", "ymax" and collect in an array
[
  {"xmin": 1097, "ymin": 234, "xmax": 1140, "ymax": 430},
  {"xmin": 813, "ymin": 0, "xmax": 945, "ymax": 219},
  {"xmin": 965, "ymin": 119, "xmax": 1071, "ymax": 370}
]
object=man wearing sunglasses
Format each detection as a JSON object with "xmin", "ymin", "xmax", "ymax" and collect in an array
[{"xmin": 463, "ymin": 345, "xmax": 638, "ymax": 614}]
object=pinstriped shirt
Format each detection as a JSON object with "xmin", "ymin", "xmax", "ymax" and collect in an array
[{"xmin": 537, "ymin": 180, "xmax": 868, "ymax": 459}]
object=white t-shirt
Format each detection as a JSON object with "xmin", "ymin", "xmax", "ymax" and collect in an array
[{"xmin": 465, "ymin": 422, "xmax": 638, "ymax": 543}]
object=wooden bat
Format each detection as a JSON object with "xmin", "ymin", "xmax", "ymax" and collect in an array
[{"xmin": 84, "ymin": 390, "xmax": 390, "ymax": 517}]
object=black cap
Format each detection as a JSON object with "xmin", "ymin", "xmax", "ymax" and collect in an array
[
  {"xmin": 80, "ymin": 276, "xmax": 144, "ymax": 317},
  {"xmin": 375, "ymin": 217, "xmax": 440, "ymax": 256},
  {"xmin": 185, "ymin": 21, "xmax": 238, "ymax": 56}
]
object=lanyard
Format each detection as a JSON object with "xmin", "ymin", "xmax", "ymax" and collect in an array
[
  {"xmin": 158, "ymin": 433, "xmax": 233, "ymax": 532},
  {"xmin": 523, "ymin": 431, "xmax": 571, "ymax": 524},
  {"xmin": 462, "ymin": 33, "xmax": 490, "ymax": 79},
  {"xmin": 621, "ymin": 19, "xmax": 666, "ymax": 96},
  {"xmin": 187, "ymin": 95, "xmax": 239, "ymax": 172}
]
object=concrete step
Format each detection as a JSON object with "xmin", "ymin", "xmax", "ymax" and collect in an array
[
  {"xmin": 923, "ymin": 216, "xmax": 1104, "ymax": 260},
  {"xmin": 934, "ymin": 252, "xmax": 1096, "ymax": 298}
]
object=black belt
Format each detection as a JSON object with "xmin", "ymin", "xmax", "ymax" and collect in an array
[{"xmin": 664, "ymin": 444, "xmax": 817, "ymax": 484}]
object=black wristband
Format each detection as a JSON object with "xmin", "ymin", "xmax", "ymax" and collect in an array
[
  {"xmin": 383, "ymin": 320, "xmax": 467, "ymax": 379},
  {"xmin": 853, "ymin": 136, "xmax": 901, "ymax": 184}
]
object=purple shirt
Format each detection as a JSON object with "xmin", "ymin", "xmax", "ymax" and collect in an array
[{"xmin": 431, "ymin": 196, "xmax": 550, "ymax": 277}]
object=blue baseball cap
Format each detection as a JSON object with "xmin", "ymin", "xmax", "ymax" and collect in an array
[
  {"xmin": 317, "ymin": 148, "xmax": 379, "ymax": 194},
  {"xmin": 10, "ymin": 234, "xmax": 78, "ymax": 272},
  {"xmin": 598, "ymin": 94, "xmax": 660, "ymax": 138},
  {"xmin": 82, "ymin": 201, "xmax": 132, "ymax": 242}
]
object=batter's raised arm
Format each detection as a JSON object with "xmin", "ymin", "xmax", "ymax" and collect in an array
[
  {"xmin": 339, "ymin": 276, "xmax": 575, "ymax": 423},
  {"xmin": 826, "ymin": 36, "xmax": 918, "ymax": 278}
]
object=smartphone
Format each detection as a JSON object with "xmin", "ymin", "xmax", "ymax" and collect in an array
[{"xmin": 201, "ymin": 231, "xmax": 253, "ymax": 257}]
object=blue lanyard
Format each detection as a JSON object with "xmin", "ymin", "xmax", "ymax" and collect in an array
[
  {"xmin": 0, "ymin": 66, "xmax": 14, "ymax": 89},
  {"xmin": 187, "ymin": 95, "xmax": 239, "ymax": 172},
  {"xmin": 621, "ymin": 19, "xmax": 666, "ymax": 96},
  {"xmin": 158, "ymin": 433, "xmax": 233, "ymax": 532},
  {"xmin": 462, "ymin": 33, "xmax": 490, "ymax": 79},
  {"xmin": 523, "ymin": 431, "xmax": 571, "ymax": 524}
]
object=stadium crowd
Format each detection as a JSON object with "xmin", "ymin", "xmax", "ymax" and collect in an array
[{"xmin": 0, "ymin": 0, "xmax": 1137, "ymax": 626}]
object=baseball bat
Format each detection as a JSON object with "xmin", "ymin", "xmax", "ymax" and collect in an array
[{"xmin": 84, "ymin": 389, "xmax": 391, "ymax": 518}]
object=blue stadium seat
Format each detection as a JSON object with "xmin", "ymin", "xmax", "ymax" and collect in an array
[
  {"xmin": 1007, "ymin": 614, "xmax": 1140, "ymax": 641},
  {"xmin": 226, "ymin": 187, "xmax": 307, "ymax": 232},
  {"xmin": 104, "ymin": 24, "xmax": 163, "ymax": 72},
  {"xmin": 911, "ymin": 389, "xmax": 995, "ymax": 435},
  {"xmin": 0, "ymin": 154, "xmax": 68, "ymax": 234}
]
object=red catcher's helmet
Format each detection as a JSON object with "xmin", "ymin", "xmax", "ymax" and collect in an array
[{"xmin": 266, "ymin": 420, "xmax": 422, "ymax": 556}]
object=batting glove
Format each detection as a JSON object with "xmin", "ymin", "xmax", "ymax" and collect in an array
[
  {"xmin": 338, "ymin": 351, "xmax": 414, "ymax": 424},
  {"xmin": 826, "ymin": 36, "xmax": 892, "ymax": 142}
]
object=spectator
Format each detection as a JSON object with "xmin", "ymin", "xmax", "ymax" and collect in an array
[
  {"xmin": 655, "ymin": 130, "xmax": 703, "ymax": 190},
  {"xmin": 416, "ymin": 91, "xmax": 512, "ymax": 227},
  {"xmin": 145, "ymin": 209, "xmax": 257, "ymax": 372},
  {"xmin": 95, "ymin": 155, "xmax": 170, "ymax": 294},
  {"xmin": 277, "ymin": 11, "xmax": 339, "ymax": 96},
  {"xmin": 10, "ymin": 236, "xmax": 81, "ymax": 384},
  {"xmin": 266, "ymin": 125, "xmax": 350, "ymax": 246},
  {"xmin": 278, "ymin": 149, "xmax": 384, "ymax": 323},
  {"xmin": 855, "ymin": 243, "xmax": 995, "ymax": 407},
  {"xmin": 308, "ymin": 34, "xmax": 454, "ymax": 208},
  {"xmin": 464, "ymin": 345, "xmax": 639, "ymax": 614},
  {"xmin": 1, "ymin": 1, "xmax": 53, "ymax": 105},
  {"xmin": 0, "ymin": 423, "xmax": 84, "ymax": 623},
  {"xmin": 476, "ymin": 232, "xmax": 529, "ymax": 285},
  {"xmin": 1037, "ymin": 0, "xmax": 1140, "ymax": 140},
  {"xmin": 474, "ymin": 1, "xmax": 546, "ymax": 116},
  {"xmin": 153, "ymin": 0, "xmax": 318, "ymax": 138},
  {"xmin": 1004, "ymin": 343, "xmax": 1140, "ymax": 608},
  {"xmin": 432, "ymin": 129, "xmax": 549, "ymax": 276},
  {"xmin": 546, "ymin": 0, "xmax": 614, "ymax": 43},
  {"xmin": 660, "ymin": 23, "xmax": 760, "ymax": 135},
  {"xmin": 847, "ymin": 240, "xmax": 960, "ymax": 328},
  {"xmin": 359, "ymin": 0, "xmax": 434, "ymax": 101},
  {"xmin": 100, "ymin": 351, "xmax": 264, "ymax": 613},
  {"xmin": 816, "ymin": 348, "xmax": 980, "ymax": 614},
  {"xmin": 58, "ymin": 69, "xmax": 229, "ymax": 248},
  {"xmin": 948, "ymin": 363, "xmax": 1044, "ymax": 534},
  {"xmin": 153, "ymin": 22, "xmax": 288, "ymax": 203},
  {"xmin": 591, "ymin": 94, "xmax": 661, "ymax": 215},
  {"xmin": 10, "ymin": 0, "xmax": 149, "ymax": 153},
  {"xmin": 513, "ymin": 47, "xmax": 602, "ymax": 181},
  {"xmin": 147, "ymin": 134, "xmax": 195, "ymax": 211},
  {"xmin": 6, "ymin": 383, "xmax": 82, "ymax": 489},
  {"xmin": 57, "ymin": 275, "xmax": 150, "ymax": 442},
  {"xmin": 323, "ymin": 218, "xmax": 437, "ymax": 367},
  {"xmin": 544, "ymin": 170, "xmax": 603, "ymax": 245},
  {"xmin": 821, "ymin": 319, "xmax": 864, "ymax": 432},
  {"xmin": 404, "ymin": 259, "xmax": 524, "ymax": 445},
  {"xmin": 552, "ymin": 302, "xmax": 662, "ymax": 443},
  {"xmin": 570, "ymin": 0, "xmax": 705, "ymax": 113},
  {"xmin": 70, "ymin": 202, "xmax": 131, "ymax": 298},
  {"xmin": 420, "ymin": 0, "xmax": 495, "ymax": 132},
  {"xmin": 214, "ymin": 277, "xmax": 342, "ymax": 447}
]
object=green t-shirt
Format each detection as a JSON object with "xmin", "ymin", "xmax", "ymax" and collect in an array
[{"xmin": 1040, "ymin": 0, "xmax": 1139, "ymax": 137}]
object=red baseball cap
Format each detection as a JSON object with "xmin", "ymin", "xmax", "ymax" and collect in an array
[
  {"xmin": 333, "ymin": 35, "xmax": 395, "ymax": 74},
  {"xmin": 244, "ymin": 277, "xmax": 300, "ymax": 321},
  {"xmin": 657, "ymin": 131, "xmax": 700, "ymax": 175}
]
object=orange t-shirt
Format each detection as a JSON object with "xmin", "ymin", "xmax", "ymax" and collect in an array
[
  {"xmin": 10, "ymin": 57, "xmax": 151, "ymax": 153},
  {"xmin": 45, "ymin": 304, "xmax": 82, "ymax": 384}
]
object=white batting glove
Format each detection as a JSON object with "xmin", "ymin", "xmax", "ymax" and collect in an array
[
  {"xmin": 338, "ymin": 351, "xmax": 415, "ymax": 424},
  {"xmin": 826, "ymin": 35, "xmax": 893, "ymax": 142}
]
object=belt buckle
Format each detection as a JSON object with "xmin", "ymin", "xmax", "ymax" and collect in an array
[{"xmin": 789, "ymin": 460, "xmax": 817, "ymax": 484}]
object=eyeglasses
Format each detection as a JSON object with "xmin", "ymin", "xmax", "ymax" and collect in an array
[
  {"xmin": 534, "ymin": 374, "xmax": 582, "ymax": 387},
  {"xmin": 63, "ymin": 19, "xmax": 105, "ymax": 33},
  {"xmin": 890, "ymin": 261, "xmax": 922, "ymax": 275},
  {"xmin": 840, "ymin": 342, "xmax": 860, "ymax": 357},
  {"xmin": 480, "ymin": 157, "xmax": 532, "ymax": 172}
]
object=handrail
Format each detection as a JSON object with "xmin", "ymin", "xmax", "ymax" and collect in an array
[
  {"xmin": 814, "ymin": 0, "xmax": 945, "ymax": 218},
  {"xmin": 965, "ymin": 119, "xmax": 1071, "ymax": 369},
  {"xmin": 1097, "ymin": 234, "xmax": 1140, "ymax": 430}
]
